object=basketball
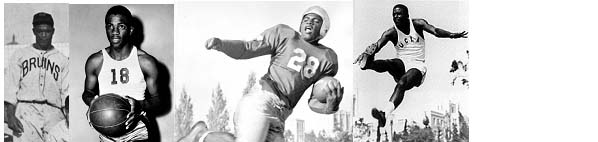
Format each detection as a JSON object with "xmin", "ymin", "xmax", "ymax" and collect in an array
[
  {"xmin": 88, "ymin": 93, "xmax": 131, "ymax": 137},
  {"xmin": 312, "ymin": 76, "xmax": 339, "ymax": 103}
]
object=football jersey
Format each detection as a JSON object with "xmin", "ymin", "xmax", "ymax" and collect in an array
[
  {"xmin": 215, "ymin": 24, "xmax": 338, "ymax": 108},
  {"xmin": 4, "ymin": 45, "xmax": 69, "ymax": 107},
  {"xmin": 394, "ymin": 19, "xmax": 425, "ymax": 62},
  {"xmin": 98, "ymin": 46, "xmax": 146, "ymax": 100}
]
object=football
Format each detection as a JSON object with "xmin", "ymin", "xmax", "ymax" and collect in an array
[{"xmin": 311, "ymin": 76, "xmax": 339, "ymax": 103}]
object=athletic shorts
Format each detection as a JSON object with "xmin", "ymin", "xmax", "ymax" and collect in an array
[
  {"xmin": 99, "ymin": 116, "xmax": 148, "ymax": 142},
  {"xmin": 400, "ymin": 58, "xmax": 427, "ymax": 85},
  {"xmin": 233, "ymin": 83, "xmax": 293, "ymax": 142}
]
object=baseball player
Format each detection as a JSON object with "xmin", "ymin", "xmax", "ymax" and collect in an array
[
  {"xmin": 81, "ymin": 5, "xmax": 161, "ymax": 142},
  {"xmin": 353, "ymin": 4, "xmax": 467, "ymax": 140},
  {"xmin": 4, "ymin": 12, "xmax": 69, "ymax": 142},
  {"xmin": 178, "ymin": 6, "xmax": 344, "ymax": 142}
]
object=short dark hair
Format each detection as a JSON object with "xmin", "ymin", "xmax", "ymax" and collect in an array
[
  {"xmin": 105, "ymin": 5, "xmax": 132, "ymax": 25},
  {"xmin": 393, "ymin": 4, "xmax": 409, "ymax": 14}
]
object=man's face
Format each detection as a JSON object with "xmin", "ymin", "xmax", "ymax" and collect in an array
[
  {"xmin": 33, "ymin": 24, "xmax": 54, "ymax": 47},
  {"xmin": 300, "ymin": 13, "xmax": 323, "ymax": 43},
  {"xmin": 105, "ymin": 14, "xmax": 131, "ymax": 48},
  {"xmin": 393, "ymin": 7, "xmax": 409, "ymax": 25}
]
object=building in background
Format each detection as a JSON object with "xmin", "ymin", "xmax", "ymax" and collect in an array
[
  {"xmin": 296, "ymin": 119, "xmax": 305, "ymax": 142},
  {"xmin": 333, "ymin": 110, "xmax": 352, "ymax": 132}
]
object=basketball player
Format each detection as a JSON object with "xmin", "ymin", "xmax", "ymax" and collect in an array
[
  {"xmin": 4, "ymin": 12, "xmax": 69, "ymax": 142},
  {"xmin": 82, "ymin": 5, "xmax": 161, "ymax": 142},
  {"xmin": 179, "ymin": 6, "xmax": 344, "ymax": 142},
  {"xmin": 353, "ymin": 4, "xmax": 467, "ymax": 138}
]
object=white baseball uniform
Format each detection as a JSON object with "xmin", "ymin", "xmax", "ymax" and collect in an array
[{"xmin": 4, "ymin": 45, "xmax": 68, "ymax": 142}]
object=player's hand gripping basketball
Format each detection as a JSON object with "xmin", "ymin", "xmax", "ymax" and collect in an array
[
  {"xmin": 205, "ymin": 37, "xmax": 221, "ymax": 50},
  {"xmin": 124, "ymin": 96, "xmax": 141, "ymax": 130}
]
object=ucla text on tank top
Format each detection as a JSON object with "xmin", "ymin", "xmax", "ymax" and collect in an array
[
  {"xmin": 394, "ymin": 19, "xmax": 425, "ymax": 62},
  {"xmin": 98, "ymin": 46, "xmax": 146, "ymax": 100}
]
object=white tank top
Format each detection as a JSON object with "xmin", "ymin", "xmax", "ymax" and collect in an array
[
  {"xmin": 394, "ymin": 19, "xmax": 425, "ymax": 62},
  {"xmin": 98, "ymin": 46, "xmax": 146, "ymax": 100}
]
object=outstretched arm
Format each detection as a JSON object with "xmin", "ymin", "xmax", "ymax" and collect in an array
[
  {"xmin": 354, "ymin": 27, "xmax": 398, "ymax": 64},
  {"xmin": 204, "ymin": 37, "xmax": 274, "ymax": 59},
  {"xmin": 364, "ymin": 27, "xmax": 397, "ymax": 55},
  {"xmin": 414, "ymin": 18, "xmax": 468, "ymax": 38},
  {"xmin": 204, "ymin": 25, "xmax": 296, "ymax": 59},
  {"xmin": 82, "ymin": 52, "xmax": 102, "ymax": 106}
]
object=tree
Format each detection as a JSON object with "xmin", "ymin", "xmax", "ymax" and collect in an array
[
  {"xmin": 305, "ymin": 131, "xmax": 316, "ymax": 142},
  {"xmin": 458, "ymin": 111, "xmax": 469, "ymax": 141},
  {"xmin": 206, "ymin": 84, "xmax": 230, "ymax": 132},
  {"xmin": 175, "ymin": 87, "xmax": 194, "ymax": 139},
  {"xmin": 335, "ymin": 131, "xmax": 352, "ymax": 142},
  {"xmin": 451, "ymin": 123, "xmax": 460, "ymax": 142},
  {"xmin": 449, "ymin": 50, "xmax": 470, "ymax": 88},
  {"xmin": 242, "ymin": 72, "xmax": 257, "ymax": 96},
  {"xmin": 284, "ymin": 129, "xmax": 295, "ymax": 142}
]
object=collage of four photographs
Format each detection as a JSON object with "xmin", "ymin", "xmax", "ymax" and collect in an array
[{"xmin": 3, "ymin": 0, "xmax": 468, "ymax": 142}]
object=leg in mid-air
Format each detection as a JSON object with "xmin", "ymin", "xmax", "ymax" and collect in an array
[
  {"xmin": 388, "ymin": 68, "xmax": 423, "ymax": 110},
  {"xmin": 233, "ymin": 90, "xmax": 289, "ymax": 142},
  {"xmin": 233, "ymin": 99, "xmax": 271, "ymax": 142},
  {"xmin": 367, "ymin": 58, "xmax": 406, "ymax": 128}
]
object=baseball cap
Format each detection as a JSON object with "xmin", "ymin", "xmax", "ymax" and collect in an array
[{"xmin": 32, "ymin": 12, "xmax": 54, "ymax": 27}]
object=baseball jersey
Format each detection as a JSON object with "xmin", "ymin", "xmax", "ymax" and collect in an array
[
  {"xmin": 215, "ymin": 24, "xmax": 338, "ymax": 108},
  {"xmin": 98, "ymin": 46, "xmax": 146, "ymax": 100},
  {"xmin": 394, "ymin": 19, "xmax": 425, "ymax": 62},
  {"xmin": 4, "ymin": 45, "xmax": 69, "ymax": 107}
]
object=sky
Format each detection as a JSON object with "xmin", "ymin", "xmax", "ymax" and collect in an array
[
  {"xmin": 353, "ymin": 0, "xmax": 470, "ymax": 126},
  {"xmin": 174, "ymin": 1, "xmax": 353, "ymax": 133}
]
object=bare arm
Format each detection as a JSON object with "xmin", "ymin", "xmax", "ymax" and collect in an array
[
  {"xmin": 414, "ymin": 18, "xmax": 468, "ymax": 38},
  {"xmin": 354, "ymin": 28, "xmax": 398, "ymax": 65},
  {"xmin": 138, "ymin": 53, "xmax": 161, "ymax": 112},
  {"xmin": 82, "ymin": 52, "xmax": 102, "ymax": 106},
  {"xmin": 365, "ymin": 27, "xmax": 398, "ymax": 55}
]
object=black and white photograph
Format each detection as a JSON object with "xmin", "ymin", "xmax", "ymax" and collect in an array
[
  {"xmin": 68, "ymin": 4, "xmax": 174, "ymax": 142},
  {"xmin": 352, "ymin": 0, "xmax": 469, "ymax": 142},
  {"xmin": 4, "ymin": 3, "xmax": 70, "ymax": 142},
  {"xmin": 173, "ymin": 1, "xmax": 353, "ymax": 142}
]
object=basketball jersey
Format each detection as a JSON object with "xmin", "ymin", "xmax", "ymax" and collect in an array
[
  {"xmin": 394, "ymin": 19, "xmax": 425, "ymax": 62},
  {"xmin": 215, "ymin": 24, "xmax": 338, "ymax": 108},
  {"xmin": 98, "ymin": 46, "xmax": 146, "ymax": 100}
]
